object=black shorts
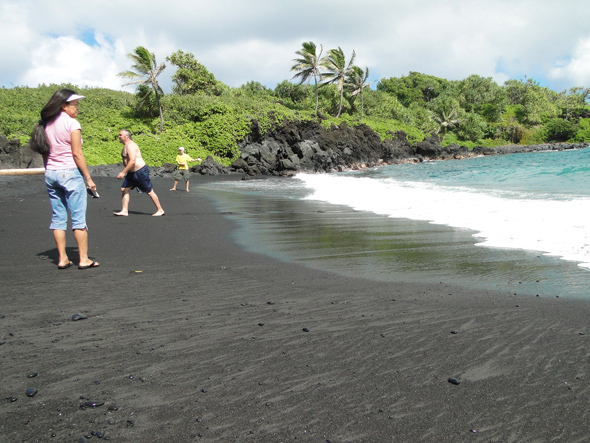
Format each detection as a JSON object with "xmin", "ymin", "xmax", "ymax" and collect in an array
[{"xmin": 122, "ymin": 165, "xmax": 153, "ymax": 193}]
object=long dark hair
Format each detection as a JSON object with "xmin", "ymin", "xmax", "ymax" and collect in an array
[{"xmin": 29, "ymin": 88, "xmax": 77, "ymax": 155}]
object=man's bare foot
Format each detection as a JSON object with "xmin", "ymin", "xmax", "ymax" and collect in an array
[
  {"xmin": 169, "ymin": 188, "xmax": 176, "ymax": 191},
  {"xmin": 113, "ymin": 211, "xmax": 128, "ymax": 216},
  {"xmin": 152, "ymin": 210, "xmax": 165, "ymax": 217},
  {"xmin": 186, "ymin": 189, "xmax": 190, "ymax": 192}
]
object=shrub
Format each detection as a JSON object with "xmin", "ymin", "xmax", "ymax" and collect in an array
[
  {"xmin": 571, "ymin": 118, "xmax": 590, "ymax": 142},
  {"xmin": 542, "ymin": 118, "xmax": 578, "ymax": 142}
]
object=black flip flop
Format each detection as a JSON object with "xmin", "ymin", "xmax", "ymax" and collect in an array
[{"xmin": 78, "ymin": 261, "xmax": 100, "ymax": 270}]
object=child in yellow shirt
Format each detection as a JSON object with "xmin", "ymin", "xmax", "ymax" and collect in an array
[{"xmin": 170, "ymin": 147, "xmax": 202, "ymax": 192}]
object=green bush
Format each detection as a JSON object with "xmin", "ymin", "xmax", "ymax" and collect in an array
[
  {"xmin": 542, "ymin": 118, "xmax": 578, "ymax": 142},
  {"xmin": 2, "ymin": 78, "xmax": 583, "ymax": 167},
  {"xmin": 519, "ymin": 127, "xmax": 544, "ymax": 145},
  {"xmin": 571, "ymin": 118, "xmax": 590, "ymax": 142}
]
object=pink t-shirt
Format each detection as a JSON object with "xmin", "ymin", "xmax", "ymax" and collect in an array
[{"xmin": 45, "ymin": 111, "xmax": 82, "ymax": 170}]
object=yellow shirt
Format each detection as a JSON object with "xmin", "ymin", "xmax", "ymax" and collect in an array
[{"xmin": 175, "ymin": 153, "xmax": 191, "ymax": 170}]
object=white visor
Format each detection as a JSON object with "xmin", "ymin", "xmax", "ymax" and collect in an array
[{"xmin": 66, "ymin": 94, "xmax": 85, "ymax": 102}]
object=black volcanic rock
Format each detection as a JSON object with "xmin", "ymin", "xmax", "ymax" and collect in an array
[
  {"xmin": 0, "ymin": 135, "xmax": 43, "ymax": 169},
  {"xmin": 2, "ymin": 120, "xmax": 588, "ymax": 176}
]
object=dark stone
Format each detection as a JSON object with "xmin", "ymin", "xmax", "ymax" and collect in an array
[
  {"xmin": 161, "ymin": 162, "xmax": 176, "ymax": 173},
  {"xmin": 26, "ymin": 387, "xmax": 37, "ymax": 397},
  {"xmin": 193, "ymin": 156, "xmax": 231, "ymax": 176},
  {"xmin": 82, "ymin": 400, "xmax": 105, "ymax": 408},
  {"xmin": 0, "ymin": 135, "xmax": 44, "ymax": 170}
]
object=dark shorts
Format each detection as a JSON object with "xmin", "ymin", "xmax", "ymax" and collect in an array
[
  {"xmin": 174, "ymin": 169, "xmax": 190, "ymax": 181},
  {"xmin": 122, "ymin": 165, "xmax": 153, "ymax": 193}
]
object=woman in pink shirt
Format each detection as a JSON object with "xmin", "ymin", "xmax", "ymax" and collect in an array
[{"xmin": 30, "ymin": 89, "xmax": 100, "ymax": 270}]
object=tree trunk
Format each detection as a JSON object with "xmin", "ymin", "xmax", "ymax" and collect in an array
[
  {"xmin": 154, "ymin": 87, "xmax": 164, "ymax": 132},
  {"xmin": 314, "ymin": 76, "xmax": 319, "ymax": 114},
  {"xmin": 336, "ymin": 88, "xmax": 344, "ymax": 118}
]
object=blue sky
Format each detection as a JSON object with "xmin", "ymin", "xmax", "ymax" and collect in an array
[{"xmin": 1, "ymin": 0, "xmax": 589, "ymax": 94}]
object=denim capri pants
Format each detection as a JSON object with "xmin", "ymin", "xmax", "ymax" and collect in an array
[{"xmin": 45, "ymin": 168, "xmax": 87, "ymax": 231}]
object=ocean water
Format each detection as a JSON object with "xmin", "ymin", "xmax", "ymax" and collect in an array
[{"xmin": 199, "ymin": 148, "xmax": 590, "ymax": 298}]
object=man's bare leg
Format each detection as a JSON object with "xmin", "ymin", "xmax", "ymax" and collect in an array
[
  {"xmin": 170, "ymin": 179, "xmax": 178, "ymax": 191},
  {"xmin": 148, "ymin": 190, "xmax": 165, "ymax": 216},
  {"xmin": 114, "ymin": 188, "xmax": 131, "ymax": 216}
]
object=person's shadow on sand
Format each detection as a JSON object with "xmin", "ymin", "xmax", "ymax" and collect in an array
[{"xmin": 37, "ymin": 247, "xmax": 95, "ymax": 266}]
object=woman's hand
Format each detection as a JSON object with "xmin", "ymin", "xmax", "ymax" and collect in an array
[{"xmin": 86, "ymin": 177, "xmax": 97, "ymax": 191}]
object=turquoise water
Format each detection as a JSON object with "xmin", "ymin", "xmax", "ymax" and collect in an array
[
  {"xmin": 367, "ymin": 148, "xmax": 590, "ymax": 197},
  {"xmin": 200, "ymin": 148, "xmax": 590, "ymax": 299}
]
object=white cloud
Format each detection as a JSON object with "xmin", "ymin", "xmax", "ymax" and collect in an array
[
  {"xmin": 0, "ymin": 2, "xmax": 35, "ymax": 87},
  {"xmin": 2, "ymin": 0, "xmax": 590, "ymax": 92},
  {"xmin": 201, "ymin": 38, "xmax": 304, "ymax": 87},
  {"xmin": 549, "ymin": 36, "xmax": 590, "ymax": 89},
  {"xmin": 21, "ymin": 33, "xmax": 123, "ymax": 89}
]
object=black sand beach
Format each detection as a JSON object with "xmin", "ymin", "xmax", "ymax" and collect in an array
[{"xmin": 2, "ymin": 173, "xmax": 590, "ymax": 442}]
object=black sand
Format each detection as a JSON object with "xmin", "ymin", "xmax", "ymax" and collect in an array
[{"xmin": 2, "ymin": 174, "xmax": 590, "ymax": 442}]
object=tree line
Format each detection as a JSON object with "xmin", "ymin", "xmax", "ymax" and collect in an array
[
  {"xmin": 119, "ymin": 43, "xmax": 590, "ymax": 148},
  {"xmin": 2, "ymin": 43, "xmax": 589, "ymax": 168}
]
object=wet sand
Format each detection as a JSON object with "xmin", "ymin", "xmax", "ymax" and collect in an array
[{"xmin": 2, "ymin": 173, "xmax": 590, "ymax": 442}]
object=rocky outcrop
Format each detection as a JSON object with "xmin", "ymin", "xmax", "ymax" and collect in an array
[
  {"xmin": 2, "ymin": 121, "xmax": 588, "ymax": 175},
  {"xmin": 231, "ymin": 120, "xmax": 590, "ymax": 176},
  {"xmin": 192, "ymin": 156, "xmax": 231, "ymax": 175},
  {"xmin": 232, "ymin": 120, "xmax": 416, "ymax": 176},
  {"xmin": 0, "ymin": 135, "xmax": 43, "ymax": 169}
]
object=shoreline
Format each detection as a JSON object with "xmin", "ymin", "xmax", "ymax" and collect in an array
[{"xmin": 2, "ymin": 175, "xmax": 590, "ymax": 441}]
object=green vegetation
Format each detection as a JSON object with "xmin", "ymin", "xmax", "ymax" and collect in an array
[
  {"xmin": 1, "ymin": 45, "xmax": 589, "ymax": 167},
  {"xmin": 118, "ymin": 46, "xmax": 166, "ymax": 132},
  {"xmin": 291, "ymin": 41, "xmax": 324, "ymax": 114},
  {"xmin": 321, "ymin": 47, "xmax": 357, "ymax": 118}
]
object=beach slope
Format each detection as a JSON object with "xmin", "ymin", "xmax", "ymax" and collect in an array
[{"xmin": 1, "ymin": 175, "xmax": 590, "ymax": 442}]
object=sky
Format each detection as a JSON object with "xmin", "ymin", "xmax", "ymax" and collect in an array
[{"xmin": 1, "ymin": 0, "xmax": 590, "ymax": 95}]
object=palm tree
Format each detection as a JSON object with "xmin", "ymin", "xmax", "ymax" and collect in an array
[
  {"xmin": 119, "ymin": 46, "xmax": 166, "ymax": 131},
  {"xmin": 346, "ymin": 65, "xmax": 374, "ymax": 119},
  {"xmin": 291, "ymin": 42, "xmax": 324, "ymax": 114},
  {"xmin": 321, "ymin": 47, "xmax": 356, "ymax": 117},
  {"xmin": 430, "ymin": 97, "xmax": 464, "ymax": 143}
]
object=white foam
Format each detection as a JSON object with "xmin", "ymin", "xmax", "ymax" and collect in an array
[{"xmin": 298, "ymin": 173, "xmax": 590, "ymax": 270}]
